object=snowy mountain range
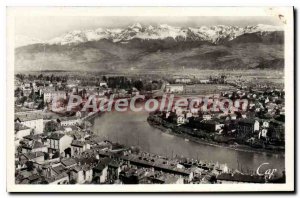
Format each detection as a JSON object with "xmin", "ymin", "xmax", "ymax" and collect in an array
[
  {"xmin": 15, "ymin": 23, "xmax": 284, "ymax": 71},
  {"xmin": 16, "ymin": 23, "xmax": 283, "ymax": 47}
]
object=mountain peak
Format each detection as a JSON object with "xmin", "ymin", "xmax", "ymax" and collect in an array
[
  {"xmin": 16, "ymin": 23, "xmax": 284, "ymax": 47},
  {"xmin": 130, "ymin": 23, "xmax": 143, "ymax": 29},
  {"xmin": 158, "ymin": 24, "xmax": 174, "ymax": 29},
  {"xmin": 245, "ymin": 24, "xmax": 283, "ymax": 33}
]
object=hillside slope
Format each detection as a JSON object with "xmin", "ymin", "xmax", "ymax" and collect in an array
[{"xmin": 15, "ymin": 25, "xmax": 284, "ymax": 71}]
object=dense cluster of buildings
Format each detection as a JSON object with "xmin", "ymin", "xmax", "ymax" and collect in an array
[
  {"xmin": 14, "ymin": 107, "xmax": 236, "ymax": 185},
  {"xmin": 153, "ymin": 82, "xmax": 285, "ymax": 149},
  {"xmin": 14, "ymin": 73, "xmax": 285, "ymax": 184},
  {"xmin": 13, "ymin": 74, "xmax": 219, "ymax": 184}
]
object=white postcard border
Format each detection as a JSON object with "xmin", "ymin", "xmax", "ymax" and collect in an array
[{"xmin": 6, "ymin": 6, "xmax": 294, "ymax": 192}]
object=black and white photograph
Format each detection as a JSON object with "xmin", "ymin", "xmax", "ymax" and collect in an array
[{"xmin": 5, "ymin": 7, "xmax": 294, "ymax": 192}]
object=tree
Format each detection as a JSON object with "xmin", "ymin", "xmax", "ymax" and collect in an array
[
  {"xmin": 38, "ymin": 74, "xmax": 43, "ymax": 79},
  {"xmin": 15, "ymin": 87, "xmax": 22, "ymax": 97},
  {"xmin": 52, "ymin": 151, "xmax": 60, "ymax": 159},
  {"xmin": 209, "ymin": 175, "xmax": 217, "ymax": 184},
  {"xmin": 28, "ymin": 89, "xmax": 36, "ymax": 100},
  {"xmin": 30, "ymin": 129, "xmax": 35, "ymax": 135},
  {"xmin": 16, "ymin": 145, "xmax": 22, "ymax": 153},
  {"xmin": 222, "ymin": 124, "xmax": 230, "ymax": 136},
  {"xmin": 70, "ymin": 179, "xmax": 76, "ymax": 184},
  {"xmin": 44, "ymin": 120, "xmax": 59, "ymax": 133},
  {"xmin": 37, "ymin": 101, "xmax": 44, "ymax": 109},
  {"xmin": 16, "ymin": 96, "xmax": 27, "ymax": 104},
  {"xmin": 50, "ymin": 74, "xmax": 54, "ymax": 82},
  {"xmin": 133, "ymin": 80, "xmax": 143, "ymax": 91},
  {"xmin": 25, "ymin": 161, "xmax": 35, "ymax": 171},
  {"xmin": 44, "ymin": 152, "xmax": 50, "ymax": 160},
  {"xmin": 37, "ymin": 167, "xmax": 43, "ymax": 175}
]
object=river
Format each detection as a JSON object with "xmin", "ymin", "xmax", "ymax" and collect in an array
[{"xmin": 91, "ymin": 109, "xmax": 285, "ymax": 174}]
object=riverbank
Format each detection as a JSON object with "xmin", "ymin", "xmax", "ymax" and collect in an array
[{"xmin": 147, "ymin": 115, "xmax": 285, "ymax": 156}]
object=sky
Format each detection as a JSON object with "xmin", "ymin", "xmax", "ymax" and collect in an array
[{"xmin": 15, "ymin": 16, "xmax": 282, "ymax": 40}]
